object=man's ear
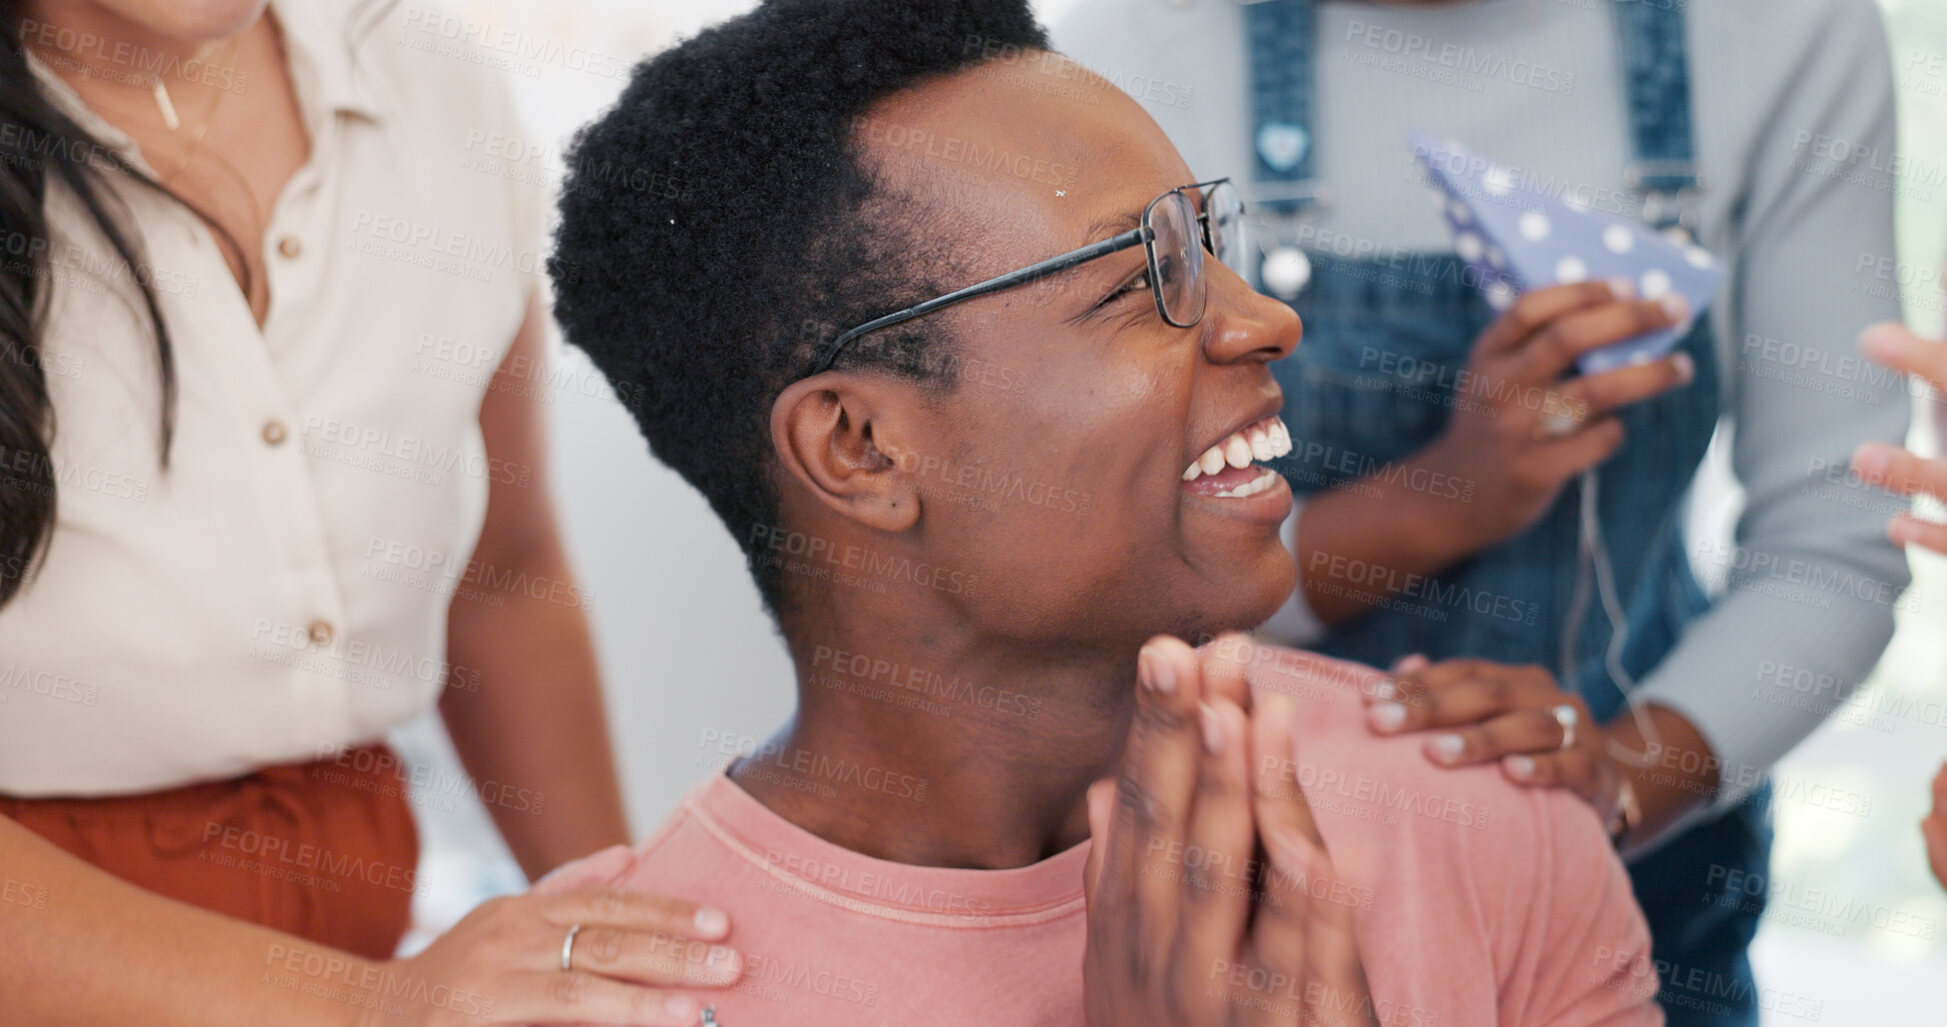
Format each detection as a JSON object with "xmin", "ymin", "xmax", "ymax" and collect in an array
[{"xmin": 769, "ymin": 374, "xmax": 922, "ymax": 534}]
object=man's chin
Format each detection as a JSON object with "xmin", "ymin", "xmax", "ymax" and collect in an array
[
  {"xmin": 1164, "ymin": 557, "xmax": 1298, "ymax": 646},
  {"xmin": 1238, "ymin": 551, "xmax": 1300, "ymax": 635}
]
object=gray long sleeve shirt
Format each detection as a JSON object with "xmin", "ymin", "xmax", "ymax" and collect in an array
[{"xmin": 1054, "ymin": 0, "xmax": 1914, "ymax": 813}]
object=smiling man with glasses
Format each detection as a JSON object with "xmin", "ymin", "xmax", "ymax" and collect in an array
[{"xmin": 533, "ymin": 1, "xmax": 1663, "ymax": 1024}]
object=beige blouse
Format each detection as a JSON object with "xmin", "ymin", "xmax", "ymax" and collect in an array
[{"xmin": 0, "ymin": 0, "xmax": 545, "ymax": 796}]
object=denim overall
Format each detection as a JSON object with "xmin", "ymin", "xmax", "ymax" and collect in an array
[{"xmin": 1245, "ymin": 3, "xmax": 1769, "ymax": 1023}]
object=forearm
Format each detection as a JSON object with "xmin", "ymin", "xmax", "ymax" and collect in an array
[
  {"xmin": 1295, "ymin": 445, "xmax": 1485, "ymax": 625},
  {"xmin": 1628, "ymin": 571, "xmax": 1903, "ymax": 816},
  {"xmin": 441, "ymin": 552, "xmax": 629, "ymax": 880},
  {"xmin": 1602, "ymin": 703, "xmax": 1718, "ymax": 854},
  {"xmin": 0, "ymin": 815, "xmax": 367, "ymax": 1027}
]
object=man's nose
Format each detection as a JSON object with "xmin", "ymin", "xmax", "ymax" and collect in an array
[{"xmin": 1201, "ymin": 264, "xmax": 1301, "ymax": 365}]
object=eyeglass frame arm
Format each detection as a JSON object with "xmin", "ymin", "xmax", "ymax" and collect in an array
[
  {"xmin": 809, "ymin": 226, "xmax": 1149, "ymax": 375},
  {"xmin": 807, "ymin": 178, "xmax": 1230, "ymax": 376}
]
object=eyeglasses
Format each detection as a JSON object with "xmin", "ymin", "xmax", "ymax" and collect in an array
[{"xmin": 810, "ymin": 178, "xmax": 1244, "ymax": 375}]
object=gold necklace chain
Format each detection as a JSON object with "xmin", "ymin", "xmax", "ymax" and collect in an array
[
  {"xmin": 26, "ymin": 27, "xmax": 243, "ymax": 136},
  {"xmin": 27, "ymin": 28, "xmax": 246, "ymax": 184},
  {"xmin": 157, "ymin": 35, "xmax": 243, "ymax": 183}
]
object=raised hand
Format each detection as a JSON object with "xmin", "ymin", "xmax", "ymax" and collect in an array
[
  {"xmin": 1925, "ymin": 763, "xmax": 1947, "ymax": 892},
  {"xmin": 1850, "ymin": 320, "xmax": 1947, "ymax": 555},
  {"xmin": 1083, "ymin": 634, "xmax": 1375, "ymax": 1026}
]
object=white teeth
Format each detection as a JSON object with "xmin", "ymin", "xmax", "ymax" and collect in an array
[
  {"xmin": 1181, "ymin": 417, "xmax": 1295, "ymax": 481},
  {"xmin": 1224, "ymin": 436, "xmax": 1253, "ymax": 470},
  {"xmin": 1248, "ymin": 428, "xmax": 1274, "ymax": 463},
  {"xmin": 1213, "ymin": 469, "xmax": 1279, "ymax": 498}
]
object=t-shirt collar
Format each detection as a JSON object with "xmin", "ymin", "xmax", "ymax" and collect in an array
[{"xmin": 693, "ymin": 773, "xmax": 1091, "ymax": 924}]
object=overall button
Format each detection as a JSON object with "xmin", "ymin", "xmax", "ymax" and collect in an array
[
  {"xmin": 261, "ymin": 420, "xmax": 288, "ymax": 445},
  {"xmin": 307, "ymin": 620, "xmax": 335, "ymax": 646},
  {"xmin": 1262, "ymin": 247, "xmax": 1312, "ymax": 300},
  {"xmin": 276, "ymin": 236, "xmax": 302, "ymax": 259}
]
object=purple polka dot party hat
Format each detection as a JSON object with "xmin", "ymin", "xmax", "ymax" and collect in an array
[{"xmin": 1411, "ymin": 131, "xmax": 1722, "ymax": 375}]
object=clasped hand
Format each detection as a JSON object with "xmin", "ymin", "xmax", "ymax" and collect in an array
[{"xmin": 1084, "ymin": 634, "xmax": 1376, "ymax": 1027}]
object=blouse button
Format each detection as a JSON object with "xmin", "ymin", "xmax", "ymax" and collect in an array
[
  {"xmin": 307, "ymin": 620, "xmax": 335, "ymax": 646},
  {"xmin": 277, "ymin": 236, "xmax": 303, "ymax": 259},
  {"xmin": 261, "ymin": 420, "xmax": 288, "ymax": 445}
]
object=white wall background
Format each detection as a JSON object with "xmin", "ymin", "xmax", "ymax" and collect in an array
[{"xmin": 392, "ymin": 1, "xmax": 1947, "ymax": 1020}]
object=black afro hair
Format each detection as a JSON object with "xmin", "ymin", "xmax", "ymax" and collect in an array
[{"xmin": 549, "ymin": 0, "xmax": 1049, "ymax": 620}]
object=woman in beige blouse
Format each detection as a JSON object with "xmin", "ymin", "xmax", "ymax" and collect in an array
[{"xmin": 0, "ymin": 1, "xmax": 732, "ymax": 1023}]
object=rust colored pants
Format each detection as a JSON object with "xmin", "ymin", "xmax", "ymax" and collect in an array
[{"xmin": 0, "ymin": 744, "xmax": 419, "ymax": 960}]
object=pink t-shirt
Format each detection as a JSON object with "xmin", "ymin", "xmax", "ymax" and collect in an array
[{"xmin": 539, "ymin": 647, "xmax": 1663, "ymax": 1026}]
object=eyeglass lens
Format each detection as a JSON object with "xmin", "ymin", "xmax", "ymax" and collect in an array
[
  {"xmin": 1206, "ymin": 180, "xmax": 1244, "ymax": 271},
  {"xmin": 1149, "ymin": 191, "xmax": 1203, "ymax": 327},
  {"xmin": 1150, "ymin": 182, "xmax": 1247, "ymax": 328}
]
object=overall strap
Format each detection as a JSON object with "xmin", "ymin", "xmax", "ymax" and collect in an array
[
  {"xmin": 1242, "ymin": 0, "xmax": 1704, "ymax": 227},
  {"xmin": 1244, "ymin": 0, "xmax": 1320, "ymax": 214},
  {"xmin": 1611, "ymin": 0, "xmax": 1703, "ymax": 228}
]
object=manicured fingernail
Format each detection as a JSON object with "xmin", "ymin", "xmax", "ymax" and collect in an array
[
  {"xmin": 694, "ymin": 907, "xmax": 729, "ymax": 937},
  {"xmin": 1505, "ymin": 754, "xmax": 1535, "ymax": 780},
  {"xmin": 665, "ymin": 994, "xmax": 699, "ymax": 1019},
  {"xmin": 1671, "ymin": 352, "xmax": 1694, "ymax": 385},
  {"xmin": 1153, "ymin": 656, "xmax": 1177, "ymax": 694},
  {"xmin": 1429, "ymin": 734, "xmax": 1464, "ymax": 763},
  {"xmin": 1658, "ymin": 293, "xmax": 1689, "ymax": 321},
  {"xmin": 1370, "ymin": 678, "xmax": 1398, "ymax": 702},
  {"xmin": 1139, "ymin": 646, "xmax": 1177, "ymax": 694},
  {"xmin": 1136, "ymin": 649, "xmax": 1160, "ymax": 693},
  {"xmin": 1368, "ymin": 701, "xmax": 1406, "ymax": 733},
  {"xmin": 1391, "ymin": 653, "xmax": 1429, "ymax": 675},
  {"xmin": 1607, "ymin": 277, "xmax": 1635, "ymax": 300},
  {"xmin": 1199, "ymin": 702, "xmax": 1225, "ymax": 755}
]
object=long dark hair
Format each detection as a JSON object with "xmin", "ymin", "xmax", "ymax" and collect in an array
[{"xmin": 0, "ymin": 2, "xmax": 179, "ymax": 606}]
